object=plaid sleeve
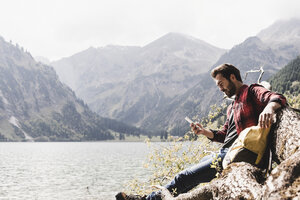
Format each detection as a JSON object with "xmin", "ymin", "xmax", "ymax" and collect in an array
[{"xmin": 250, "ymin": 84, "xmax": 287, "ymax": 107}]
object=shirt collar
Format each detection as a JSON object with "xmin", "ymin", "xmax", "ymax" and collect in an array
[{"xmin": 235, "ymin": 84, "xmax": 248, "ymax": 100}]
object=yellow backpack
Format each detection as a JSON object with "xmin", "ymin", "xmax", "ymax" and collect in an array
[{"xmin": 222, "ymin": 126, "xmax": 271, "ymax": 169}]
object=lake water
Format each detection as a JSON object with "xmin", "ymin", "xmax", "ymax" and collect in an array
[{"xmin": 0, "ymin": 142, "xmax": 152, "ymax": 200}]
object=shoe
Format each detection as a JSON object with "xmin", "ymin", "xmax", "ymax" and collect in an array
[{"xmin": 115, "ymin": 192, "xmax": 147, "ymax": 200}]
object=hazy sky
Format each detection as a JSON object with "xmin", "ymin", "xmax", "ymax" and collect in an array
[{"xmin": 0, "ymin": 0, "xmax": 300, "ymax": 61}]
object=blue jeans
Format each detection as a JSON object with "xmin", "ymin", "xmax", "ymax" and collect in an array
[{"xmin": 146, "ymin": 148, "xmax": 228, "ymax": 200}]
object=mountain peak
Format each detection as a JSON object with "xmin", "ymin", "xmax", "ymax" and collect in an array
[
  {"xmin": 257, "ymin": 18, "xmax": 300, "ymax": 44},
  {"xmin": 0, "ymin": 36, "xmax": 5, "ymax": 42},
  {"xmin": 162, "ymin": 32, "xmax": 197, "ymax": 40},
  {"xmin": 143, "ymin": 32, "xmax": 225, "ymax": 54},
  {"xmin": 228, "ymin": 36, "xmax": 268, "ymax": 53},
  {"xmin": 146, "ymin": 32, "xmax": 211, "ymax": 46},
  {"xmin": 243, "ymin": 36, "xmax": 263, "ymax": 45},
  {"xmin": 0, "ymin": 36, "xmax": 36, "ymax": 69}
]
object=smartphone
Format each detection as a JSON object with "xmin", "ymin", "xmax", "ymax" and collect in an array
[
  {"xmin": 185, "ymin": 116, "xmax": 201, "ymax": 131},
  {"xmin": 185, "ymin": 116, "xmax": 194, "ymax": 124}
]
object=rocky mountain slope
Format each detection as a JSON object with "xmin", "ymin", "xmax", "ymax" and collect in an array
[
  {"xmin": 257, "ymin": 18, "xmax": 300, "ymax": 61},
  {"xmin": 0, "ymin": 37, "xmax": 145, "ymax": 141},
  {"xmin": 52, "ymin": 33, "xmax": 226, "ymax": 126},
  {"xmin": 140, "ymin": 19, "xmax": 300, "ymax": 135}
]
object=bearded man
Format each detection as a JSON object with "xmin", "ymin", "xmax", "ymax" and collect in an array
[{"xmin": 116, "ymin": 63, "xmax": 287, "ymax": 200}]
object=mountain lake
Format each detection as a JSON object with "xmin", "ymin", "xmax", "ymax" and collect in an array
[{"xmin": 0, "ymin": 142, "xmax": 152, "ymax": 200}]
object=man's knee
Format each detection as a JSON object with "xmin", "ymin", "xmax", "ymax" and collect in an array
[{"xmin": 174, "ymin": 169, "xmax": 191, "ymax": 182}]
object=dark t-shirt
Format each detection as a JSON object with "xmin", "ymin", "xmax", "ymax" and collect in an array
[{"xmin": 222, "ymin": 110, "xmax": 238, "ymax": 148}]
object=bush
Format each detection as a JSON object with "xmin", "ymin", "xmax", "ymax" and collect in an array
[{"xmin": 124, "ymin": 103, "xmax": 226, "ymax": 196}]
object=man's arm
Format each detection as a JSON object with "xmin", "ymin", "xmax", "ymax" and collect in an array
[{"xmin": 250, "ymin": 84, "xmax": 287, "ymax": 128}]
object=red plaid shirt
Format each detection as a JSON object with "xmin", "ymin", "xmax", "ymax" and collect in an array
[{"xmin": 211, "ymin": 84, "xmax": 287, "ymax": 143}]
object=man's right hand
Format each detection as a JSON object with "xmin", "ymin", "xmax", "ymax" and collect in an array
[
  {"xmin": 190, "ymin": 123, "xmax": 214, "ymax": 139},
  {"xmin": 191, "ymin": 123, "xmax": 204, "ymax": 135}
]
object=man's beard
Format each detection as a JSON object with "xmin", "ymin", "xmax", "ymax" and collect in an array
[{"xmin": 224, "ymin": 80, "xmax": 236, "ymax": 98}]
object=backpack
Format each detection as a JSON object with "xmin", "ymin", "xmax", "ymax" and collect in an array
[{"xmin": 222, "ymin": 126, "xmax": 271, "ymax": 169}]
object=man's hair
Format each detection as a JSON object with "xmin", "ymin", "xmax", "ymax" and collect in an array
[{"xmin": 211, "ymin": 63, "xmax": 242, "ymax": 82}]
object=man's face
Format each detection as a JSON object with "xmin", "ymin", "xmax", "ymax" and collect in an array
[{"xmin": 214, "ymin": 74, "xmax": 236, "ymax": 98}]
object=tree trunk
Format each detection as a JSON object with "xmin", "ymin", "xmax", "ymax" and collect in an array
[{"xmin": 161, "ymin": 107, "xmax": 300, "ymax": 200}]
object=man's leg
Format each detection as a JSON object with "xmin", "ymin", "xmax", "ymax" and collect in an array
[{"xmin": 146, "ymin": 148, "xmax": 228, "ymax": 200}]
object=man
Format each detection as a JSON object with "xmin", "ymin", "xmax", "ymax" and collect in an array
[{"xmin": 116, "ymin": 64, "xmax": 286, "ymax": 200}]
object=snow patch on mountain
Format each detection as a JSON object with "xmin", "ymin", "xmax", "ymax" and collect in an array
[{"xmin": 9, "ymin": 116, "xmax": 34, "ymax": 141}]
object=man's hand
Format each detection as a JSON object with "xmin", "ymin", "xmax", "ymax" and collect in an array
[
  {"xmin": 258, "ymin": 102, "xmax": 281, "ymax": 128},
  {"xmin": 191, "ymin": 123, "xmax": 204, "ymax": 135},
  {"xmin": 190, "ymin": 123, "xmax": 214, "ymax": 139}
]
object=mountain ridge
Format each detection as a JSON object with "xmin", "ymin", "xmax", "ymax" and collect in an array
[
  {"xmin": 52, "ymin": 18, "xmax": 300, "ymax": 135},
  {"xmin": 0, "ymin": 37, "xmax": 146, "ymax": 141},
  {"xmin": 52, "ymin": 32, "xmax": 226, "ymax": 127}
]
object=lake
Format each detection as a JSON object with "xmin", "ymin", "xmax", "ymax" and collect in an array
[{"xmin": 0, "ymin": 142, "xmax": 152, "ymax": 200}]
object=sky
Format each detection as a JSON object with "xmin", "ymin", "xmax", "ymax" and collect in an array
[{"xmin": 0, "ymin": 0, "xmax": 300, "ymax": 61}]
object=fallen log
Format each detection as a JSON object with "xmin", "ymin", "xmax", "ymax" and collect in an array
[{"xmin": 161, "ymin": 107, "xmax": 300, "ymax": 200}]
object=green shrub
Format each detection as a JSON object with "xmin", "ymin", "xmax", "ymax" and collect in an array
[{"xmin": 124, "ymin": 103, "xmax": 226, "ymax": 195}]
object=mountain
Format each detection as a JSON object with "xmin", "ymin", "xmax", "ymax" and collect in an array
[
  {"xmin": 141, "ymin": 18, "xmax": 300, "ymax": 135},
  {"xmin": 139, "ymin": 32, "xmax": 226, "ymax": 75},
  {"xmin": 52, "ymin": 45, "xmax": 141, "ymax": 91},
  {"xmin": 268, "ymin": 56, "xmax": 300, "ymax": 94},
  {"xmin": 257, "ymin": 18, "xmax": 300, "ymax": 61},
  {"xmin": 0, "ymin": 37, "xmax": 145, "ymax": 141},
  {"xmin": 209, "ymin": 36, "xmax": 288, "ymax": 83},
  {"xmin": 52, "ymin": 18, "xmax": 300, "ymax": 136},
  {"xmin": 52, "ymin": 32, "xmax": 226, "ymax": 127}
]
